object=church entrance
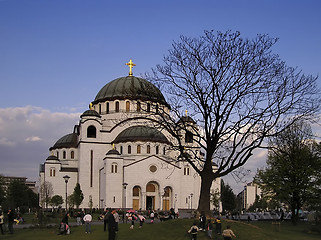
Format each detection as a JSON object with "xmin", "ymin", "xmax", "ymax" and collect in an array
[{"xmin": 146, "ymin": 196, "xmax": 154, "ymax": 210}]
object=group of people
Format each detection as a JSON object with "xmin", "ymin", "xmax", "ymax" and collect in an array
[
  {"xmin": 188, "ymin": 213, "xmax": 236, "ymax": 240},
  {"xmin": 0, "ymin": 209, "xmax": 19, "ymax": 235}
]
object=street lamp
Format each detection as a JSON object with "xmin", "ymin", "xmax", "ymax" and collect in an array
[
  {"xmin": 122, "ymin": 182, "xmax": 128, "ymax": 209},
  {"xmin": 190, "ymin": 193, "xmax": 193, "ymax": 210},
  {"xmin": 63, "ymin": 175, "xmax": 70, "ymax": 211}
]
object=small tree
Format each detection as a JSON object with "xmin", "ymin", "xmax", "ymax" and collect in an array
[
  {"xmin": 72, "ymin": 183, "xmax": 84, "ymax": 209},
  {"xmin": 256, "ymin": 121, "xmax": 321, "ymax": 224},
  {"xmin": 39, "ymin": 181, "xmax": 53, "ymax": 210},
  {"xmin": 50, "ymin": 195, "xmax": 64, "ymax": 209},
  {"xmin": 220, "ymin": 181, "xmax": 236, "ymax": 213}
]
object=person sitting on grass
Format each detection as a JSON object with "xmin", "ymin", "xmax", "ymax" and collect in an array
[
  {"xmin": 188, "ymin": 222, "xmax": 199, "ymax": 240},
  {"xmin": 222, "ymin": 225, "xmax": 236, "ymax": 240}
]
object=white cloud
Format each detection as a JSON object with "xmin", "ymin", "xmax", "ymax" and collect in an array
[
  {"xmin": 25, "ymin": 136, "xmax": 42, "ymax": 142},
  {"xmin": 0, "ymin": 106, "xmax": 81, "ymax": 181}
]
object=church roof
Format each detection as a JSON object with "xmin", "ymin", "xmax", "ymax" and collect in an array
[
  {"xmin": 106, "ymin": 149, "xmax": 121, "ymax": 155},
  {"xmin": 80, "ymin": 109, "xmax": 101, "ymax": 118},
  {"xmin": 92, "ymin": 76, "xmax": 169, "ymax": 107},
  {"xmin": 49, "ymin": 133, "xmax": 78, "ymax": 150},
  {"xmin": 113, "ymin": 126, "xmax": 169, "ymax": 144}
]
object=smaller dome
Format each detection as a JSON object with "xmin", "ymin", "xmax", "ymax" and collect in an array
[
  {"xmin": 50, "ymin": 133, "xmax": 78, "ymax": 150},
  {"xmin": 177, "ymin": 116, "xmax": 196, "ymax": 124},
  {"xmin": 106, "ymin": 149, "xmax": 121, "ymax": 155},
  {"xmin": 80, "ymin": 110, "xmax": 101, "ymax": 118},
  {"xmin": 113, "ymin": 126, "xmax": 169, "ymax": 144},
  {"xmin": 46, "ymin": 155, "xmax": 59, "ymax": 162}
]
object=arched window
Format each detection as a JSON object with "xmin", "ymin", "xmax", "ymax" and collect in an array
[
  {"xmin": 128, "ymin": 145, "xmax": 131, "ymax": 154},
  {"xmin": 71, "ymin": 151, "xmax": 74, "ymax": 159},
  {"xmin": 106, "ymin": 102, "xmax": 110, "ymax": 114},
  {"xmin": 63, "ymin": 151, "xmax": 66, "ymax": 159},
  {"xmin": 87, "ymin": 125, "xmax": 96, "ymax": 138},
  {"xmin": 163, "ymin": 147, "xmax": 166, "ymax": 155},
  {"xmin": 111, "ymin": 163, "xmax": 118, "ymax": 173},
  {"xmin": 115, "ymin": 102, "xmax": 120, "ymax": 112},
  {"xmin": 126, "ymin": 101, "xmax": 130, "ymax": 112},
  {"xmin": 50, "ymin": 167, "xmax": 56, "ymax": 177},
  {"xmin": 184, "ymin": 166, "xmax": 190, "ymax": 175},
  {"xmin": 133, "ymin": 186, "xmax": 140, "ymax": 196},
  {"xmin": 99, "ymin": 104, "xmax": 102, "ymax": 114},
  {"xmin": 185, "ymin": 131, "xmax": 193, "ymax": 143},
  {"xmin": 137, "ymin": 101, "xmax": 141, "ymax": 112},
  {"xmin": 147, "ymin": 145, "xmax": 151, "ymax": 154},
  {"xmin": 57, "ymin": 151, "xmax": 59, "ymax": 159},
  {"xmin": 146, "ymin": 183, "xmax": 156, "ymax": 192},
  {"xmin": 120, "ymin": 146, "xmax": 123, "ymax": 154},
  {"xmin": 147, "ymin": 103, "xmax": 150, "ymax": 112},
  {"xmin": 137, "ymin": 145, "xmax": 141, "ymax": 154},
  {"xmin": 155, "ymin": 104, "xmax": 159, "ymax": 113},
  {"xmin": 156, "ymin": 145, "xmax": 159, "ymax": 154}
]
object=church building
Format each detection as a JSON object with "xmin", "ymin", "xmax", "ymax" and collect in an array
[{"xmin": 39, "ymin": 60, "xmax": 221, "ymax": 211}]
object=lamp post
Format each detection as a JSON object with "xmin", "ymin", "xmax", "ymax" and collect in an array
[
  {"xmin": 190, "ymin": 193, "xmax": 193, "ymax": 210},
  {"xmin": 63, "ymin": 175, "xmax": 70, "ymax": 211},
  {"xmin": 122, "ymin": 182, "xmax": 128, "ymax": 209}
]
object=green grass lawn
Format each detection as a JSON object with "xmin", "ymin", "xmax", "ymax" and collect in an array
[{"xmin": 1, "ymin": 219, "xmax": 320, "ymax": 240}]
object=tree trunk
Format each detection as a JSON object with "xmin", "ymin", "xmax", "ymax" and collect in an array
[{"xmin": 197, "ymin": 173, "xmax": 213, "ymax": 214}]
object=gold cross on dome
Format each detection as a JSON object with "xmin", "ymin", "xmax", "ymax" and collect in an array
[{"xmin": 125, "ymin": 59, "xmax": 136, "ymax": 76}]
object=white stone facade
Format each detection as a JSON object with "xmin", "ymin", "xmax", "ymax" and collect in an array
[{"xmin": 39, "ymin": 75, "xmax": 220, "ymax": 211}]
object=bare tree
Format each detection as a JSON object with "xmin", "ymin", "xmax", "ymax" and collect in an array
[
  {"xmin": 146, "ymin": 30, "xmax": 320, "ymax": 213},
  {"xmin": 39, "ymin": 181, "xmax": 53, "ymax": 209}
]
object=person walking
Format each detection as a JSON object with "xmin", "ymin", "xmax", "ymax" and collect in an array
[
  {"xmin": 215, "ymin": 217, "xmax": 222, "ymax": 235},
  {"xmin": 104, "ymin": 209, "xmax": 110, "ymax": 231},
  {"xmin": 222, "ymin": 225, "xmax": 236, "ymax": 240},
  {"xmin": 83, "ymin": 212, "xmax": 92, "ymax": 234},
  {"xmin": 113, "ymin": 210, "xmax": 119, "ymax": 232},
  {"xmin": 138, "ymin": 214, "xmax": 145, "ymax": 228},
  {"xmin": 7, "ymin": 209, "xmax": 14, "ymax": 234},
  {"xmin": 188, "ymin": 222, "xmax": 199, "ymax": 240},
  {"xmin": 0, "ymin": 211, "xmax": 4, "ymax": 235},
  {"xmin": 107, "ymin": 209, "xmax": 117, "ymax": 240},
  {"xmin": 206, "ymin": 219, "xmax": 213, "ymax": 239}
]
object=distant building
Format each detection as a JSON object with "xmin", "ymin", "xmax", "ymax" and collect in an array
[
  {"xmin": 239, "ymin": 182, "xmax": 262, "ymax": 210},
  {"xmin": 0, "ymin": 175, "xmax": 37, "ymax": 193}
]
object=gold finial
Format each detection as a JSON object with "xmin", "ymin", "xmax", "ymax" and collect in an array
[
  {"xmin": 125, "ymin": 59, "xmax": 136, "ymax": 76},
  {"xmin": 185, "ymin": 110, "xmax": 188, "ymax": 116},
  {"xmin": 112, "ymin": 143, "xmax": 115, "ymax": 149},
  {"xmin": 89, "ymin": 102, "xmax": 93, "ymax": 110}
]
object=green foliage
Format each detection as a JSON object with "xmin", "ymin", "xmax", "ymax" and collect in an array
[
  {"xmin": 72, "ymin": 183, "xmax": 84, "ymax": 209},
  {"xmin": 50, "ymin": 195, "xmax": 63, "ymax": 209},
  {"xmin": 256, "ymin": 121, "xmax": 321, "ymax": 224},
  {"xmin": 220, "ymin": 180, "xmax": 236, "ymax": 212}
]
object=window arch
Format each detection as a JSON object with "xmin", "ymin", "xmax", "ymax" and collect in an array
[
  {"xmin": 146, "ymin": 183, "xmax": 156, "ymax": 192},
  {"xmin": 184, "ymin": 166, "xmax": 190, "ymax": 175},
  {"xmin": 115, "ymin": 101, "xmax": 120, "ymax": 112},
  {"xmin": 87, "ymin": 125, "xmax": 96, "ymax": 138},
  {"xmin": 106, "ymin": 102, "xmax": 110, "ymax": 114},
  {"xmin": 50, "ymin": 167, "xmax": 56, "ymax": 177},
  {"xmin": 133, "ymin": 186, "xmax": 140, "ymax": 196},
  {"xmin": 137, "ymin": 101, "xmax": 141, "ymax": 112},
  {"xmin": 111, "ymin": 163, "xmax": 118, "ymax": 173},
  {"xmin": 156, "ymin": 145, "xmax": 159, "ymax": 154},
  {"xmin": 126, "ymin": 101, "xmax": 130, "ymax": 112},
  {"xmin": 185, "ymin": 131, "xmax": 193, "ymax": 143},
  {"xmin": 128, "ymin": 145, "xmax": 131, "ymax": 154},
  {"xmin": 137, "ymin": 145, "xmax": 141, "ymax": 154},
  {"xmin": 147, "ymin": 145, "xmax": 151, "ymax": 154},
  {"xmin": 71, "ymin": 151, "xmax": 74, "ymax": 159}
]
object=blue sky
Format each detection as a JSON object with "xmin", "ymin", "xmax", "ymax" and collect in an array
[{"xmin": 0, "ymin": 0, "xmax": 320, "ymax": 193}]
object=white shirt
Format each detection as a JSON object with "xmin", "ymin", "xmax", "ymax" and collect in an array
[{"xmin": 83, "ymin": 214, "xmax": 92, "ymax": 222}]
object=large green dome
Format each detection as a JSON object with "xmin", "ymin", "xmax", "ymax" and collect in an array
[{"xmin": 92, "ymin": 76, "xmax": 169, "ymax": 107}]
